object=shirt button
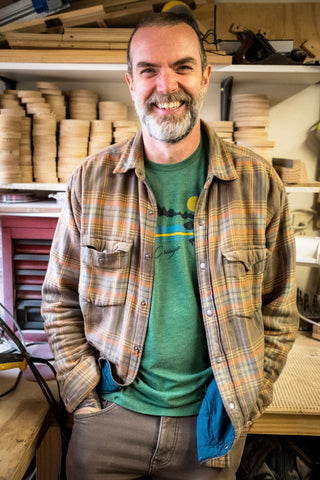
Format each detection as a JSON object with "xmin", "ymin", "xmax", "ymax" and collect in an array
[
  {"xmin": 148, "ymin": 210, "xmax": 154, "ymax": 215},
  {"xmin": 229, "ymin": 402, "xmax": 235, "ymax": 410},
  {"xmin": 199, "ymin": 219, "xmax": 205, "ymax": 226},
  {"xmin": 206, "ymin": 309, "xmax": 213, "ymax": 317},
  {"xmin": 145, "ymin": 253, "xmax": 151, "ymax": 259},
  {"xmin": 141, "ymin": 300, "xmax": 147, "ymax": 306},
  {"xmin": 133, "ymin": 345, "xmax": 140, "ymax": 354},
  {"xmin": 98, "ymin": 256, "xmax": 104, "ymax": 264},
  {"xmin": 216, "ymin": 356, "xmax": 223, "ymax": 363},
  {"xmin": 200, "ymin": 262, "xmax": 206, "ymax": 270}
]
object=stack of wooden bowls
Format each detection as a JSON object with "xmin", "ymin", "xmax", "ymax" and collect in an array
[
  {"xmin": 233, "ymin": 94, "xmax": 275, "ymax": 163},
  {"xmin": 58, "ymin": 119, "xmax": 90, "ymax": 182},
  {"xmin": 0, "ymin": 112, "xmax": 22, "ymax": 183},
  {"xmin": 88, "ymin": 120, "xmax": 113, "ymax": 155},
  {"xmin": 37, "ymin": 81, "xmax": 66, "ymax": 122},
  {"xmin": 113, "ymin": 120, "xmax": 138, "ymax": 143},
  {"xmin": 32, "ymin": 113, "xmax": 58, "ymax": 183},
  {"xmin": 69, "ymin": 89, "xmax": 98, "ymax": 121},
  {"xmin": 98, "ymin": 101, "xmax": 128, "ymax": 122},
  {"xmin": 208, "ymin": 121, "xmax": 234, "ymax": 143}
]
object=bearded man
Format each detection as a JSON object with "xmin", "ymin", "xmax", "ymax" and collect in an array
[{"xmin": 42, "ymin": 12, "xmax": 298, "ymax": 480}]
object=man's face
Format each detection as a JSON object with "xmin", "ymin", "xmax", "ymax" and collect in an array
[{"xmin": 126, "ymin": 24, "xmax": 211, "ymax": 144}]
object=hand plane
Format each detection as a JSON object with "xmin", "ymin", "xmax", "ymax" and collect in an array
[{"xmin": 232, "ymin": 29, "xmax": 306, "ymax": 65}]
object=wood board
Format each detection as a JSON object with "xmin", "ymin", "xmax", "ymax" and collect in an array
[
  {"xmin": 0, "ymin": 5, "xmax": 108, "ymax": 34},
  {"xmin": 214, "ymin": 2, "xmax": 320, "ymax": 54},
  {"xmin": 0, "ymin": 49, "xmax": 232, "ymax": 64}
]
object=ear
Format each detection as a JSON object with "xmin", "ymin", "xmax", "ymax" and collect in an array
[
  {"xmin": 202, "ymin": 64, "xmax": 211, "ymax": 93},
  {"xmin": 126, "ymin": 72, "xmax": 135, "ymax": 99}
]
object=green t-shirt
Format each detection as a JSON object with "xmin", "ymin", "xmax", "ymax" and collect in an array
[{"xmin": 105, "ymin": 133, "xmax": 212, "ymax": 416}]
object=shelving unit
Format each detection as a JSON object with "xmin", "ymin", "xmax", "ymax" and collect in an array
[
  {"xmin": 0, "ymin": 61, "xmax": 319, "ymax": 192},
  {"xmin": 0, "ymin": 60, "xmax": 319, "ymax": 325}
]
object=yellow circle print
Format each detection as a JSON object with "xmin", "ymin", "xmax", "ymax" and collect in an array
[{"xmin": 187, "ymin": 196, "xmax": 198, "ymax": 212}]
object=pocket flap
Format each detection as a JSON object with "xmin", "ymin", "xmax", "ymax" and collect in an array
[
  {"xmin": 222, "ymin": 248, "xmax": 268, "ymax": 271},
  {"xmin": 82, "ymin": 236, "xmax": 132, "ymax": 254}
]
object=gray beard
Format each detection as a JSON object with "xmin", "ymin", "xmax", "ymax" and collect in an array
[{"xmin": 134, "ymin": 89, "xmax": 204, "ymax": 144}]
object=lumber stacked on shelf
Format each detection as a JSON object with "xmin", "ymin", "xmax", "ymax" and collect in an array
[{"xmin": 0, "ymin": 3, "xmax": 232, "ymax": 64}]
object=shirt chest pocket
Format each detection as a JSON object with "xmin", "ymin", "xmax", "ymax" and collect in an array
[
  {"xmin": 79, "ymin": 239, "xmax": 133, "ymax": 306},
  {"xmin": 222, "ymin": 247, "xmax": 268, "ymax": 316}
]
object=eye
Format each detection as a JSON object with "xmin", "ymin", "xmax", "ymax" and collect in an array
[
  {"xmin": 139, "ymin": 67, "xmax": 157, "ymax": 77},
  {"xmin": 176, "ymin": 64, "xmax": 193, "ymax": 73}
]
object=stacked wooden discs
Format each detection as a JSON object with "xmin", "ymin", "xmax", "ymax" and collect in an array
[
  {"xmin": 207, "ymin": 121, "xmax": 234, "ymax": 143},
  {"xmin": 0, "ymin": 92, "xmax": 33, "ymax": 182},
  {"xmin": 0, "ymin": 112, "xmax": 22, "ymax": 183},
  {"xmin": 88, "ymin": 120, "xmax": 113, "ymax": 155},
  {"xmin": 58, "ymin": 119, "xmax": 90, "ymax": 182},
  {"xmin": 113, "ymin": 120, "xmax": 138, "ymax": 143},
  {"xmin": 69, "ymin": 89, "xmax": 98, "ymax": 121},
  {"xmin": 32, "ymin": 113, "xmax": 58, "ymax": 183},
  {"xmin": 98, "ymin": 101, "xmax": 128, "ymax": 121},
  {"xmin": 18, "ymin": 90, "xmax": 51, "ymax": 116},
  {"xmin": 0, "ymin": 90, "xmax": 22, "ymax": 110},
  {"xmin": 37, "ymin": 82, "xmax": 66, "ymax": 122},
  {"xmin": 233, "ymin": 94, "xmax": 275, "ymax": 163},
  {"xmin": 20, "ymin": 114, "xmax": 33, "ymax": 182}
]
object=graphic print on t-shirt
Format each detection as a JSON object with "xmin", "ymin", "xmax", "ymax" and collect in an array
[{"xmin": 155, "ymin": 195, "xmax": 198, "ymax": 255}]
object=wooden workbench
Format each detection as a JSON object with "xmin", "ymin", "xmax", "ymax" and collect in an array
[
  {"xmin": 0, "ymin": 369, "xmax": 60, "ymax": 480},
  {"xmin": 251, "ymin": 331, "xmax": 320, "ymax": 436},
  {"xmin": 0, "ymin": 332, "xmax": 319, "ymax": 480}
]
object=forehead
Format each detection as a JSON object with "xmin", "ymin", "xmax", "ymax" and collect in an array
[{"xmin": 129, "ymin": 24, "xmax": 201, "ymax": 67}]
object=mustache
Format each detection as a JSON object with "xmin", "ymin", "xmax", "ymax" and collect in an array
[{"xmin": 145, "ymin": 91, "xmax": 192, "ymax": 110}]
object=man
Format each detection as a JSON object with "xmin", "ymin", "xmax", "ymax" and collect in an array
[{"xmin": 41, "ymin": 12, "xmax": 298, "ymax": 480}]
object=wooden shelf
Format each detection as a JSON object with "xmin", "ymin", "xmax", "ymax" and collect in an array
[
  {"xmin": 285, "ymin": 182, "xmax": 320, "ymax": 193},
  {"xmin": 0, "ymin": 183, "xmax": 66, "ymax": 192},
  {"xmin": 0, "ymin": 62, "xmax": 319, "ymax": 85}
]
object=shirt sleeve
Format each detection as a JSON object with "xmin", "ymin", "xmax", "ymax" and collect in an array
[
  {"xmin": 254, "ymin": 171, "xmax": 298, "ymax": 419},
  {"xmin": 41, "ymin": 168, "xmax": 100, "ymax": 413}
]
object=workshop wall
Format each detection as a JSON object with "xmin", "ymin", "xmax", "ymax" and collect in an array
[{"xmin": 194, "ymin": 1, "xmax": 320, "ymax": 58}]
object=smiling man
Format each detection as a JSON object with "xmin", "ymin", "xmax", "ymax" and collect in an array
[{"xmin": 42, "ymin": 12, "xmax": 298, "ymax": 480}]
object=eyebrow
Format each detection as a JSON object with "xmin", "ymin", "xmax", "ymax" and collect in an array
[{"xmin": 135, "ymin": 56, "xmax": 198, "ymax": 70}]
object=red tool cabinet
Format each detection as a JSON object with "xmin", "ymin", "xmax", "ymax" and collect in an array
[{"xmin": 1, "ymin": 216, "xmax": 58, "ymax": 341}]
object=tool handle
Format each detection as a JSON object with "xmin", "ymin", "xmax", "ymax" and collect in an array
[{"xmin": 220, "ymin": 76, "xmax": 233, "ymax": 121}]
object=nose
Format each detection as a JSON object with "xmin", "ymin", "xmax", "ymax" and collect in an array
[{"xmin": 156, "ymin": 68, "xmax": 178, "ymax": 93}]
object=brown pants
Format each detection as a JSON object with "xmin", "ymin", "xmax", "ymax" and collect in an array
[{"xmin": 66, "ymin": 402, "xmax": 246, "ymax": 480}]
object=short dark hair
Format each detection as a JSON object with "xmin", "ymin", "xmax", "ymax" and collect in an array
[{"xmin": 127, "ymin": 12, "xmax": 207, "ymax": 76}]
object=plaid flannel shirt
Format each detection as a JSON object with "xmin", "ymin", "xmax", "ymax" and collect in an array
[{"xmin": 42, "ymin": 122, "xmax": 298, "ymax": 465}]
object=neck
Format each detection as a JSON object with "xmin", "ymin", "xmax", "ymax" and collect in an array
[{"xmin": 142, "ymin": 121, "xmax": 201, "ymax": 164}]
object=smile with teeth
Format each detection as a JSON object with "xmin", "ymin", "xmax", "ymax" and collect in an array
[{"xmin": 155, "ymin": 101, "xmax": 184, "ymax": 110}]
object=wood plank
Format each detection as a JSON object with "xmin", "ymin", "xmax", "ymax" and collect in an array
[
  {"xmin": 4, "ymin": 31, "xmax": 131, "ymax": 49},
  {"xmin": 0, "ymin": 5, "xmax": 107, "ymax": 34},
  {"xmin": 0, "ymin": 49, "xmax": 128, "ymax": 63},
  {"xmin": 63, "ymin": 27, "xmax": 134, "ymax": 42},
  {"xmin": 7, "ymin": 39, "xmax": 128, "ymax": 50},
  {"xmin": 5, "ymin": 33, "xmax": 64, "ymax": 42},
  {"xmin": 250, "ymin": 413, "xmax": 320, "ymax": 436},
  {"xmin": 36, "ymin": 423, "xmax": 61, "ymax": 480},
  {"xmin": 206, "ymin": 52, "xmax": 232, "ymax": 65},
  {"xmin": 64, "ymin": 0, "xmax": 179, "ymax": 14},
  {"xmin": 0, "ymin": 49, "xmax": 232, "ymax": 64},
  {"xmin": 103, "ymin": 4, "xmax": 153, "ymax": 27},
  {"xmin": 301, "ymin": 38, "xmax": 320, "ymax": 60}
]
